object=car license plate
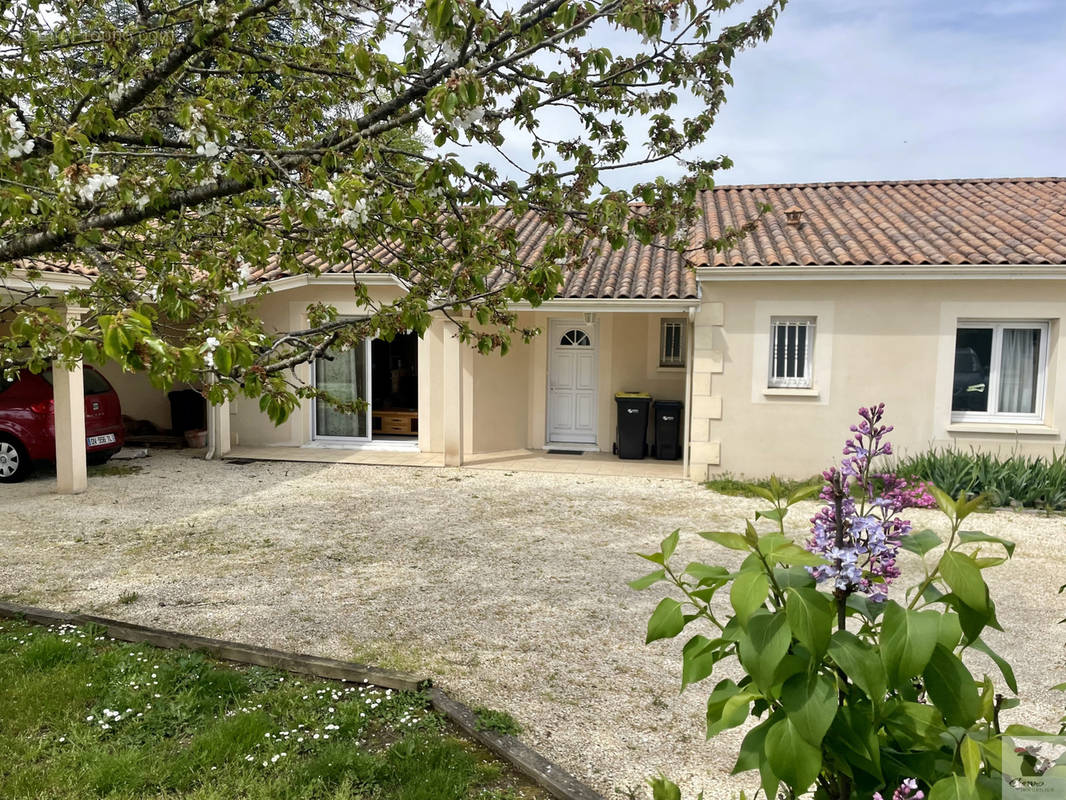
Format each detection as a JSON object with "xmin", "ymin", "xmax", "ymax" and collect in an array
[{"xmin": 86, "ymin": 434, "xmax": 116, "ymax": 447}]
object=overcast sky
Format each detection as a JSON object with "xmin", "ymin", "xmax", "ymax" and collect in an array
[{"xmin": 672, "ymin": 0, "xmax": 1066, "ymax": 186}]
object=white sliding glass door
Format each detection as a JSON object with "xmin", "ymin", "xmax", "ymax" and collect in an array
[{"xmin": 314, "ymin": 340, "xmax": 370, "ymax": 440}]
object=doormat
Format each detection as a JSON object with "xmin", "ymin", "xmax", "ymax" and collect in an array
[
  {"xmin": 546, "ymin": 449, "xmax": 584, "ymax": 455},
  {"xmin": 224, "ymin": 458, "xmax": 256, "ymax": 465}
]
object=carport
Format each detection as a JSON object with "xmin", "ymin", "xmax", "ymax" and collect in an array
[
  {"xmin": 0, "ymin": 272, "xmax": 178, "ymax": 494},
  {"xmin": 0, "ymin": 272, "xmax": 95, "ymax": 494}
]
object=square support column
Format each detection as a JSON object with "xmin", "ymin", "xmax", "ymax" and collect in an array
[
  {"xmin": 443, "ymin": 326, "xmax": 464, "ymax": 467},
  {"xmin": 53, "ymin": 307, "xmax": 88, "ymax": 495}
]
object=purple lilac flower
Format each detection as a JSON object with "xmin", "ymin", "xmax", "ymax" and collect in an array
[
  {"xmin": 873, "ymin": 778, "xmax": 925, "ymax": 800},
  {"xmin": 806, "ymin": 405, "xmax": 935, "ymax": 600}
]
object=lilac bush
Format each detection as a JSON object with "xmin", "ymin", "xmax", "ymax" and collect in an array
[
  {"xmin": 634, "ymin": 404, "xmax": 1032, "ymax": 800},
  {"xmin": 806, "ymin": 403, "xmax": 935, "ymax": 601}
]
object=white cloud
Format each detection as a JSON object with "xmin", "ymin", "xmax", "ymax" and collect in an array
[
  {"xmin": 684, "ymin": 0, "xmax": 1066, "ymax": 184},
  {"xmin": 453, "ymin": 0, "xmax": 1066, "ymax": 188}
]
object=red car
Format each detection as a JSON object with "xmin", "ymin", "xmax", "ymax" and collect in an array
[{"xmin": 0, "ymin": 367, "xmax": 125, "ymax": 482}]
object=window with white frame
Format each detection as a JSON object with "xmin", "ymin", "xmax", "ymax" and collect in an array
[
  {"xmin": 768, "ymin": 317, "xmax": 815, "ymax": 388},
  {"xmin": 659, "ymin": 318, "xmax": 686, "ymax": 368},
  {"xmin": 951, "ymin": 321, "xmax": 1049, "ymax": 422}
]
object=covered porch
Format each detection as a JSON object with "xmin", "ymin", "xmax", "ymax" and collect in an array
[{"xmin": 456, "ymin": 299, "xmax": 699, "ymax": 475}]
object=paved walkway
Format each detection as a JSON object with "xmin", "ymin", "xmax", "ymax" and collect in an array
[
  {"xmin": 226, "ymin": 444, "xmax": 443, "ymax": 467},
  {"xmin": 225, "ymin": 445, "xmax": 686, "ymax": 479}
]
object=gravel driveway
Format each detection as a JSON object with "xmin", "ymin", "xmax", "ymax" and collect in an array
[{"xmin": 2, "ymin": 451, "xmax": 1064, "ymax": 798}]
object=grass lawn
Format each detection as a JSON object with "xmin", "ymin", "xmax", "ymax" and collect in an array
[{"xmin": 0, "ymin": 619, "xmax": 542, "ymax": 800}]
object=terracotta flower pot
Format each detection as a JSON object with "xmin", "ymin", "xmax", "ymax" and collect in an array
[{"xmin": 183, "ymin": 429, "xmax": 207, "ymax": 448}]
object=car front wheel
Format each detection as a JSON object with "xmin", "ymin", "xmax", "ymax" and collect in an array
[{"xmin": 0, "ymin": 437, "xmax": 32, "ymax": 483}]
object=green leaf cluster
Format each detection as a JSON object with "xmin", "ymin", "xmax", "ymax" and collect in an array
[{"xmin": 0, "ymin": 0, "xmax": 788, "ymax": 420}]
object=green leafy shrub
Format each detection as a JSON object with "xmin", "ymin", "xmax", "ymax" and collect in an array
[
  {"xmin": 636, "ymin": 405, "xmax": 1044, "ymax": 800},
  {"xmin": 706, "ymin": 473, "xmax": 823, "ymax": 499},
  {"xmin": 892, "ymin": 447, "xmax": 1066, "ymax": 511}
]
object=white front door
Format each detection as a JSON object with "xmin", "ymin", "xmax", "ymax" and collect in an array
[{"xmin": 547, "ymin": 320, "xmax": 597, "ymax": 443}]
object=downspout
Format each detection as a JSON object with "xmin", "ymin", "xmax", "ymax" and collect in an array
[
  {"xmin": 205, "ymin": 305, "xmax": 239, "ymax": 462},
  {"xmin": 205, "ymin": 386, "xmax": 219, "ymax": 460},
  {"xmin": 682, "ymin": 305, "xmax": 696, "ymax": 479}
]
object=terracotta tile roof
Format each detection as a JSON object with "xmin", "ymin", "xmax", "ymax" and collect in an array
[
  {"xmin": 18, "ymin": 178, "xmax": 1066, "ymax": 299},
  {"xmin": 694, "ymin": 177, "xmax": 1066, "ymax": 267},
  {"xmin": 271, "ymin": 178, "xmax": 1066, "ymax": 296},
  {"xmin": 263, "ymin": 207, "xmax": 700, "ymax": 300},
  {"xmin": 24, "ymin": 260, "xmax": 98, "ymax": 278}
]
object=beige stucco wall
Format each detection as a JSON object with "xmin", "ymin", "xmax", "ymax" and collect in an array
[
  {"xmin": 469, "ymin": 315, "xmax": 533, "ymax": 453},
  {"xmin": 690, "ymin": 278, "xmax": 1066, "ymax": 480},
  {"xmin": 421, "ymin": 318, "xmax": 444, "ymax": 454}
]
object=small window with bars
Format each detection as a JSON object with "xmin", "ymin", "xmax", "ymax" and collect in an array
[
  {"xmin": 659, "ymin": 319, "xmax": 686, "ymax": 368},
  {"xmin": 768, "ymin": 317, "xmax": 815, "ymax": 388}
]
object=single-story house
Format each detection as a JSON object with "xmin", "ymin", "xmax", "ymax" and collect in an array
[{"xmin": 10, "ymin": 177, "xmax": 1066, "ymax": 490}]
